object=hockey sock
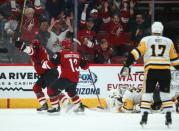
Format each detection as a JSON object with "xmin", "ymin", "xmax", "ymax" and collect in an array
[{"xmin": 33, "ymin": 85, "xmax": 46, "ymax": 106}]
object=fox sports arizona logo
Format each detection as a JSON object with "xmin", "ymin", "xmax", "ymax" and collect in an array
[{"xmin": 78, "ymin": 71, "xmax": 98, "ymax": 86}]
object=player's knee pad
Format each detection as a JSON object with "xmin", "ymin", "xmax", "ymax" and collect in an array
[{"xmin": 33, "ymin": 84, "xmax": 42, "ymax": 93}]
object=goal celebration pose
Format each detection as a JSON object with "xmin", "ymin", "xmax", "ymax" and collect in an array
[
  {"xmin": 42, "ymin": 39, "xmax": 89, "ymax": 113},
  {"xmin": 14, "ymin": 38, "xmax": 69, "ymax": 111}
]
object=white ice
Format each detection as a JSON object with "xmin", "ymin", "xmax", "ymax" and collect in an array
[{"xmin": 0, "ymin": 108, "xmax": 179, "ymax": 131}]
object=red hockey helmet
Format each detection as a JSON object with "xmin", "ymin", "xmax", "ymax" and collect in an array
[
  {"xmin": 61, "ymin": 39, "xmax": 72, "ymax": 49},
  {"xmin": 31, "ymin": 39, "xmax": 41, "ymax": 46}
]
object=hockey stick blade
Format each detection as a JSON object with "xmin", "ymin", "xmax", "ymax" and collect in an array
[
  {"xmin": 96, "ymin": 106, "xmax": 104, "ymax": 110},
  {"xmin": 82, "ymin": 104, "xmax": 105, "ymax": 111}
]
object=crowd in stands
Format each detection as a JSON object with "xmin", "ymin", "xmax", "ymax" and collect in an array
[{"xmin": 0, "ymin": 0, "xmax": 166, "ymax": 64}]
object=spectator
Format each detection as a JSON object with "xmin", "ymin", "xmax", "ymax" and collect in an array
[
  {"xmin": 0, "ymin": 13, "xmax": 6, "ymax": 40},
  {"xmin": 36, "ymin": 19, "xmax": 50, "ymax": 48},
  {"xmin": 129, "ymin": 2, "xmax": 152, "ymax": 46},
  {"xmin": 0, "ymin": 0, "xmax": 18, "ymax": 19},
  {"xmin": 20, "ymin": 7, "xmax": 40, "ymax": 42},
  {"xmin": 4, "ymin": 15, "xmax": 18, "ymax": 41},
  {"xmin": 78, "ymin": 17, "xmax": 97, "ymax": 63},
  {"xmin": 0, "ymin": 0, "xmax": 20, "ymax": 40},
  {"xmin": 49, "ymin": 14, "xmax": 73, "ymax": 41},
  {"xmin": 94, "ymin": 38, "xmax": 113, "ymax": 64},
  {"xmin": 45, "ymin": 0, "xmax": 66, "ymax": 19},
  {"xmin": 88, "ymin": 8, "xmax": 102, "ymax": 33},
  {"xmin": 129, "ymin": 13, "xmax": 148, "ymax": 46},
  {"xmin": 17, "ymin": 0, "xmax": 44, "ymax": 42},
  {"xmin": 119, "ymin": 0, "xmax": 136, "ymax": 31},
  {"xmin": 38, "ymin": 18, "xmax": 65, "ymax": 57},
  {"xmin": 101, "ymin": 13, "xmax": 132, "ymax": 56}
]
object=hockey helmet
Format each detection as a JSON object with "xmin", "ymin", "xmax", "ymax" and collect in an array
[
  {"xmin": 151, "ymin": 21, "xmax": 164, "ymax": 34},
  {"xmin": 61, "ymin": 39, "xmax": 72, "ymax": 49},
  {"xmin": 31, "ymin": 39, "xmax": 41, "ymax": 46}
]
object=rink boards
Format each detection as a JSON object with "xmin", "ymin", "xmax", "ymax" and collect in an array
[{"xmin": 0, "ymin": 64, "xmax": 179, "ymax": 108}]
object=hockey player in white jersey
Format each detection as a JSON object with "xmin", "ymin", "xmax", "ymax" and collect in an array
[
  {"xmin": 120, "ymin": 21, "xmax": 179, "ymax": 127},
  {"xmin": 106, "ymin": 87, "xmax": 124, "ymax": 112},
  {"xmin": 106, "ymin": 86, "xmax": 142, "ymax": 113},
  {"xmin": 121, "ymin": 87, "xmax": 142, "ymax": 112}
]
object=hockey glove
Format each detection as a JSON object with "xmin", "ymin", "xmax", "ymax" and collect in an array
[
  {"xmin": 15, "ymin": 37, "xmax": 26, "ymax": 51},
  {"xmin": 120, "ymin": 66, "xmax": 131, "ymax": 77},
  {"xmin": 80, "ymin": 57, "xmax": 89, "ymax": 70}
]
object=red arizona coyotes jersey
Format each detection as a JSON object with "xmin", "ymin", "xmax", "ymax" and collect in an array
[
  {"xmin": 59, "ymin": 50, "xmax": 81, "ymax": 82},
  {"xmin": 26, "ymin": 44, "xmax": 49, "ymax": 75},
  {"xmin": 47, "ymin": 50, "xmax": 88, "ymax": 83}
]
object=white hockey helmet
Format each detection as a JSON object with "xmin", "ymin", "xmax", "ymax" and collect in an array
[{"xmin": 151, "ymin": 21, "xmax": 164, "ymax": 34}]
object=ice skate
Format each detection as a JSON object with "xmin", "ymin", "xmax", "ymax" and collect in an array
[
  {"xmin": 140, "ymin": 112, "xmax": 148, "ymax": 127},
  {"xmin": 36, "ymin": 103, "xmax": 48, "ymax": 111},
  {"xmin": 73, "ymin": 103, "xmax": 85, "ymax": 113},
  {"xmin": 47, "ymin": 105, "xmax": 60, "ymax": 113},
  {"xmin": 165, "ymin": 112, "xmax": 172, "ymax": 127}
]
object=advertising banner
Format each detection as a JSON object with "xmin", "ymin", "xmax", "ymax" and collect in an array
[{"xmin": 0, "ymin": 65, "xmax": 178, "ymax": 99}]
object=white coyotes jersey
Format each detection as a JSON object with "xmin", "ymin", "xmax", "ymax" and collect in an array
[{"xmin": 131, "ymin": 35, "xmax": 179, "ymax": 71}]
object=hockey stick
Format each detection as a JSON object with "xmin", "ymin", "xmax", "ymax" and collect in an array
[
  {"xmin": 82, "ymin": 104, "xmax": 105, "ymax": 111},
  {"xmin": 73, "ymin": 38, "xmax": 104, "ymax": 109},
  {"xmin": 19, "ymin": 0, "xmax": 28, "ymax": 33},
  {"xmin": 88, "ymin": 68, "xmax": 104, "ymax": 109}
]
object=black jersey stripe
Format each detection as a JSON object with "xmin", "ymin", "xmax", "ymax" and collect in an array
[
  {"xmin": 135, "ymin": 48, "xmax": 141, "ymax": 57},
  {"xmin": 170, "ymin": 57, "xmax": 179, "ymax": 61},
  {"xmin": 144, "ymin": 63, "xmax": 170, "ymax": 68}
]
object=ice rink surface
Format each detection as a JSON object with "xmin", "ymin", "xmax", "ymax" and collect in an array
[{"xmin": 0, "ymin": 108, "xmax": 179, "ymax": 131}]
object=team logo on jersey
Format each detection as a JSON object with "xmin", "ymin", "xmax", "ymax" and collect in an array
[{"xmin": 78, "ymin": 71, "xmax": 98, "ymax": 86}]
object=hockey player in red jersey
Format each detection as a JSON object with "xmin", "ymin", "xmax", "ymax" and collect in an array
[
  {"xmin": 42, "ymin": 39, "xmax": 89, "ymax": 113},
  {"xmin": 14, "ymin": 38, "xmax": 69, "ymax": 111}
]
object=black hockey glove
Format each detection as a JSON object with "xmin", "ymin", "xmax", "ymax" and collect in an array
[
  {"xmin": 15, "ymin": 38, "xmax": 26, "ymax": 51},
  {"xmin": 80, "ymin": 57, "xmax": 89, "ymax": 67},
  {"xmin": 120, "ymin": 66, "xmax": 131, "ymax": 77}
]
